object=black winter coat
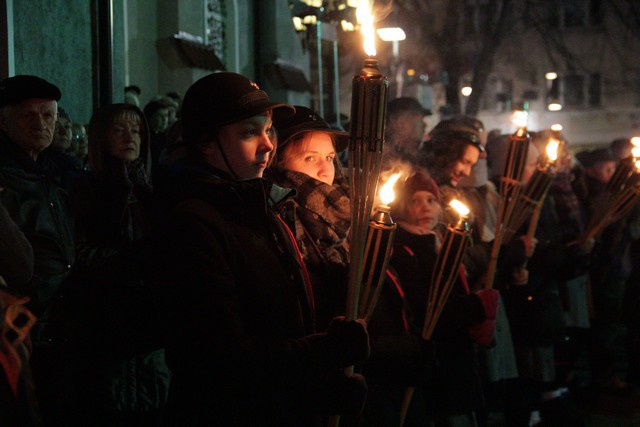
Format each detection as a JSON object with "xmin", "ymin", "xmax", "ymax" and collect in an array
[
  {"xmin": 0, "ymin": 133, "xmax": 75, "ymax": 325},
  {"xmin": 152, "ymin": 162, "xmax": 363, "ymax": 426}
]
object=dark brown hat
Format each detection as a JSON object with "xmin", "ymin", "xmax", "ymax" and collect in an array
[
  {"xmin": 181, "ymin": 72, "xmax": 295, "ymax": 144},
  {"xmin": 430, "ymin": 122, "xmax": 485, "ymax": 154},
  {"xmin": 0, "ymin": 75, "xmax": 61, "ymax": 108},
  {"xmin": 403, "ymin": 172, "xmax": 441, "ymax": 204},
  {"xmin": 274, "ymin": 105, "xmax": 349, "ymax": 152}
]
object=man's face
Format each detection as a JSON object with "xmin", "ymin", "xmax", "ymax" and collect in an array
[
  {"xmin": 206, "ymin": 113, "xmax": 275, "ymax": 180},
  {"xmin": 587, "ymin": 160, "xmax": 616, "ymax": 184},
  {"xmin": 447, "ymin": 144, "xmax": 480, "ymax": 187},
  {"xmin": 0, "ymin": 99, "xmax": 57, "ymax": 160}
]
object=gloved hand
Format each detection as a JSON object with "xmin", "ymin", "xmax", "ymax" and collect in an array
[
  {"xmin": 475, "ymin": 289, "xmax": 499, "ymax": 320},
  {"xmin": 316, "ymin": 371, "xmax": 368, "ymax": 416},
  {"xmin": 326, "ymin": 316, "xmax": 370, "ymax": 366}
]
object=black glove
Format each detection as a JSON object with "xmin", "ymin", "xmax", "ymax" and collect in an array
[
  {"xmin": 316, "ymin": 371, "xmax": 368, "ymax": 416},
  {"xmin": 326, "ymin": 316, "xmax": 370, "ymax": 366}
]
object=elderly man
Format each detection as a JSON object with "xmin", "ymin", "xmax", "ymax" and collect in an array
[{"xmin": 0, "ymin": 75, "xmax": 75, "ymax": 423}]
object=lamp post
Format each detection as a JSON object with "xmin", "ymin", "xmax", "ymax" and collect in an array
[{"xmin": 376, "ymin": 26, "xmax": 406, "ymax": 98}]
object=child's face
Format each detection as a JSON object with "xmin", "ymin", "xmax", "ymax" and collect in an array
[
  {"xmin": 210, "ymin": 113, "xmax": 275, "ymax": 179},
  {"xmin": 406, "ymin": 190, "xmax": 441, "ymax": 230},
  {"xmin": 281, "ymin": 131, "xmax": 336, "ymax": 185}
]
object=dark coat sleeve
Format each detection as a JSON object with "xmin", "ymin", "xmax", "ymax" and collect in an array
[{"xmin": 0, "ymin": 202, "xmax": 33, "ymax": 289}]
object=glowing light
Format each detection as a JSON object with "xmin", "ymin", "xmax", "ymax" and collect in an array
[
  {"xmin": 379, "ymin": 173, "xmax": 402, "ymax": 206},
  {"xmin": 357, "ymin": 0, "xmax": 376, "ymax": 56},
  {"xmin": 511, "ymin": 110, "xmax": 528, "ymax": 129},
  {"xmin": 548, "ymin": 101, "xmax": 562, "ymax": 111},
  {"xmin": 551, "ymin": 124, "xmax": 563, "ymax": 132},
  {"xmin": 545, "ymin": 72, "xmax": 558, "ymax": 80},
  {"xmin": 406, "ymin": 68, "xmax": 416, "ymax": 76},
  {"xmin": 377, "ymin": 27, "xmax": 406, "ymax": 41},
  {"xmin": 631, "ymin": 137, "xmax": 640, "ymax": 147},
  {"xmin": 341, "ymin": 20, "xmax": 356, "ymax": 32},
  {"xmin": 632, "ymin": 146, "xmax": 640, "ymax": 158},
  {"xmin": 546, "ymin": 138, "xmax": 560, "ymax": 162},
  {"xmin": 449, "ymin": 199, "xmax": 470, "ymax": 218},
  {"xmin": 461, "ymin": 86, "xmax": 473, "ymax": 97},
  {"xmin": 636, "ymin": 160, "xmax": 640, "ymax": 173}
]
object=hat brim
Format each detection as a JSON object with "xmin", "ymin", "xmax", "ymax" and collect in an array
[{"xmin": 281, "ymin": 128, "xmax": 350, "ymax": 152}]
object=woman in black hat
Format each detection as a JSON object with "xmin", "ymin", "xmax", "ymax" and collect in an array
[{"xmin": 268, "ymin": 105, "xmax": 350, "ymax": 331}]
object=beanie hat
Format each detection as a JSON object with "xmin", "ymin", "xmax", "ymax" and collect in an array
[
  {"xmin": 0, "ymin": 75, "xmax": 61, "ymax": 108},
  {"xmin": 402, "ymin": 172, "xmax": 441, "ymax": 204},
  {"xmin": 575, "ymin": 148, "xmax": 615, "ymax": 168},
  {"xmin": 274, "ymin": 105, "xmax": 349, "ymax": 151},
  {"xmin": 181, "ymin": 72, "xmax": 295, "ymax": 144}
]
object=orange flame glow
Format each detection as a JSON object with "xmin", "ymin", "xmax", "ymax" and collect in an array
[
  {"xmin": 356, "ymin": 0, "xmax": 376, "ymax": 56},
  {"xmin": 546, "ymin": 138, "xmax": 560, "ymax": 162},
  {"xmin": 379, "ymin": 173, "xmax": 401, "ymax": 205},
  {"xmin": 449, "ymin": 199, "xmax": 470, "ymax": 218}
]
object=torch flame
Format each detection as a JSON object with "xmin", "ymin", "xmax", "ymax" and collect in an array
[
  {"xmin": 356, "ymin": 0, "xmax": 376, "ymax": 56},
  {"xmin": 636, "ymin": 160, "xmax": 640, "ymax": 173},
  {"xmin": 632, "ymin": 146, "xmax": 640, "ymax": 159},
  {"xmin": 379, "ymin": 173, "xmax": 401, "ymax": 206},
  {"xmin": 631, "ymin": 136, "xmax": 640, "ymax": 147},
  {"xmin": 511, "ymin": 110, "xmax": 528, "ymax": 129},
  {"xmin": 449, "ymin": 199, "xmax": 470, "ymax": 218},
  {"xmin": 546, "ymin": 138, "xmax": 560, "ymax": 162}
]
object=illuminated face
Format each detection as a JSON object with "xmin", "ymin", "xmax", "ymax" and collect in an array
[
  {"xmin": 282, "ymin": 131, "xmax": 336, "ymax": 185},
  {"xmin": 106, "ymin": 117, "xmax": 142, "ymax": 162},
  {"xmin": 406, "ymin": 190, "xmax": 441, "ymax": 230},
  {"xmin": 447, "ymin": 144, "xmax": 480, "ymax": 187},
  {"xmin": 0, "ymin": 99, "xmax": 57, "ymax": 160},
  {"xmin": 52, "ymin": 115, "xmax": 73, "ymax": 151},
  {"xmin": 208, "ymin": 113, "xmax": 275, "ymax": 180},
  {"xmin": 588, "ymin": 160, "xmax": 616, "ymax": 184}
]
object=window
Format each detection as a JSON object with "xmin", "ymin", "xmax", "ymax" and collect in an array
[
  {"xmin": 552, "ymin": 0, "xmax": 603, "ymax": 29},
  {"xmin": 560, "ymin": 73, "xmax": 601, "ymax": 108}
]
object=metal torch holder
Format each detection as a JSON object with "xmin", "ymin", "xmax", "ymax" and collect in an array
[{"xmin": 346, "ymin": 58, "xmax": 388, "ymax": 321}]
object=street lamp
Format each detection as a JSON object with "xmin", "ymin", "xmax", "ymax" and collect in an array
[{"xmin": 376, "ymin": 26, "xmax": 406, "ymax": 97}]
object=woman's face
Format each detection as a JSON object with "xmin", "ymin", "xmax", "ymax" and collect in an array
[
  {"xmin": 282, "ymin": 131, "xmax": 336, "ymax": 185},
  {"xmin": 406, "ymin": 190, "xmax": 441, "ymax": 230},
  {"xmin": 52, "ymin": 116, "xmax": 73, "ymax": 151},
  {"xmin": 107, "ymin": 116, "xmax": 142, "ymax": 162},
  {"xmin": 445, "ymin": 144, "xmax": 480, "ymax": 187}
]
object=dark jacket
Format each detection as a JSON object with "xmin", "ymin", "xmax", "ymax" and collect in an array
[
  {"xmin": 364, "ymin": 227, "xmax": 485, "ymax": 424},
  {"xmin": 0, "ymin": 202, "xmax": 33, "ymax": 287},
  {"xmin": 65, "ymin": 104, "xmax": 170, "ymax": 417},
  {"xmin": 152, "ymin": 161, "xmax": 364, "ymax": 426},
  {"xmin": 0, "ymin": 132, "xmax": 75, "ymax": 327},
  {"xmin": 266, "ymin": 167, "xmax": 350, "ymax": 330}
]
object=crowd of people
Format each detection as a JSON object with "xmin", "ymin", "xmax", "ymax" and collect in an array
[{"xmin": 0, "ymin": 72, "xmax": 638, "ymax": 426}]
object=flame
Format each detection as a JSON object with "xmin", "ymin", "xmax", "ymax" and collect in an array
[
  {"xmin": 632, "ymin": 136, "xmax": 640, "ymax": 147},
  {"xmin": 449, "ymin": 199, "xmax": 470, "ymax": 218},
  {"xmin": 551, "ymin": 123, "xmax": 563, "ymax": 132},
  {"xmin": 632, "ymin": 146, "xmax": 640, "ymax": 159},
  {"xmin": 356, "ymin": 0, "xmax": 376, "ymax": 56},
  {"xmin": 636, "ymin": 160, "xmax": 640, "ymax": 172},
  {"xmin": 511, "ymin": 110, "xmax": 528, "ymax": 129},
  {"xmin": 546, "ymin": 138, "xmax": 560, "ymax": 162},
  {"xmin": 379, "ymin": 173, "xmax": 401, "ymax": 205}
]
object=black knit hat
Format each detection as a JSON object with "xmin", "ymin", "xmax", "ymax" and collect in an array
[
  {"xmin": 181, "ymin": 72, "xmax": 295, "ymax": 144},
  {"xmin": 575, "ymin": 148, "xmax": 615, "ymax": 168},
  {"xmin": 274, "ymin": 105, "xmax": 349, "ymax": 152},
  {"xmin": 0, "ymin": 75, "xmax": 61, "ymax": 108}
]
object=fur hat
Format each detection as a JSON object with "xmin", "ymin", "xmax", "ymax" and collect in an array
[
  {"xmin": 0, "ymin": 75, "xmax": 61, "ymax": 108},
  {"xmin": 181, "ymin": 72, "xmax": 295, "ymax": 144}
]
